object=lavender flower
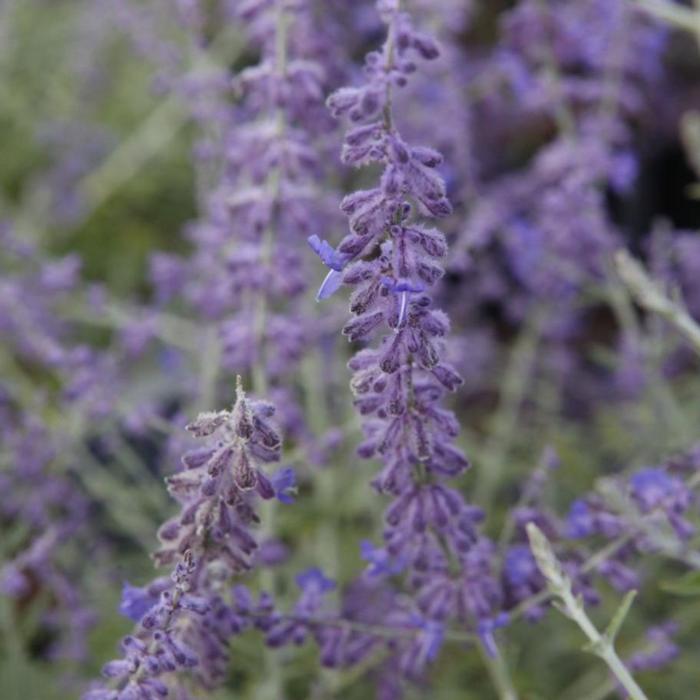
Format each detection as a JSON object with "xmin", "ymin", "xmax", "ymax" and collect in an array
[
  {"xmin": 86, "ymin": 380, "xmax": 287, "ymax": 698},
  {"xmin": 567, "ymin": 455, "xmax": 697, "ymax": 553},
  {"xmin": 156, "ymin": 379, "xmax": 282, "ymax": 570},
  {"xmin": 174, "ymin": 0, "xmax": 343, "ymax": 390},
  {"xmin": 119, "ymin": 581, "xmax": 167, "ymax": 623},
  {"xmin": 629, "ymin": 468, "xmax": 694, "ymax": 540},
  {"xmin": 84, "ymin": 553, "xmax": 205, "ymax": 700},
  {"xmin": 7, "ymin": 1, "xmax": 700, "ymax": 697},
  {"xmin": 314, "ymin": 0, "xmax": 499, "ymax": 682}
]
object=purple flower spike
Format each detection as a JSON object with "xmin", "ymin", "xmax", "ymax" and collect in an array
[{"xmin": 86, "ymin": 382, "xmax": 288, "ymax": 698}]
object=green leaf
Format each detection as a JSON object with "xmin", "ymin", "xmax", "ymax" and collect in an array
[{"xmin": 603, "ymin": 589, "xmax": 637, "ymax": 644}]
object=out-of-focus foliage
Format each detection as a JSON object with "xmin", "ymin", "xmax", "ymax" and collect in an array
[{"xmin": 2, "ymin": 1, "xmax": 700, "ymax": 699}]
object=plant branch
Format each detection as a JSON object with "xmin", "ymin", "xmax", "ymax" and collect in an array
[
  {"xmin": 527, "ymin": 524, "xmax": 649, "ymax": 700},
  {"xmin": 615, "ymin": 249, "xmax": 700, "ymax": 357}
]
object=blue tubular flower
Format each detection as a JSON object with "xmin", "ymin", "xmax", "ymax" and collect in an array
[
  {"xmin": 264, "ymin": 568, "xmax": 338, "ymax": 650},
  {"xmin": 380, "ymin": 276, "xmax": 426, "ymax": 327},
  {"xmin": 294, "ymin": 568, "xmax": 336, "ymax": 625},
  {"xmin": 566, "ymin": 499, "xmax": 596, "ymax": 539},
  {"xmin": 307, "ymin": 234, "xmax": 351, "ymax": 300},
  {"xmin": 397, "ymin": 616, "xmax": 445, "ymax": 677},
  {"xmin": 565, "ymin": 496, "xmax": 625, "ymax": 540},
  {"xmin": 296, "ymin": 567, "xmax": 336, "ymax": 595},
  {"xmin": 118, "ymin": 583, "xmax": 159, "ymax": 623},
  {"xmin": 271, "ymin": 467, "xmax": 297, "ymax": 505},
  {"xmin": 360, "ymin": 540, "xmax": 405, "ymax": 577},
  {"xmin": 307, "ymin": 235, "xmax": 347, "ymax": 272},
  {"xmin": 628, "ymin": 623, "xmax": 680, "ymax": 673},
  {"xmin": 477, "ymin": 613, "xmax": 510, "ymax": 658},
  {"xmin": 416, "ymin": 618, "xmax": 444, "ymax": 663},
  {"xmin": 317, "ymin": 269, "xmax": 344, "ymax": 301}
]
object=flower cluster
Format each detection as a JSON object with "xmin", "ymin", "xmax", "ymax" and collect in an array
[
  {"xmin": 567, "ymin": 452, "xmax": 699, "ymax": 554},
  {"xmin": 157, "ymin": 380, "xmax": 283, "ymax": 569},
  {"xmin": 310, "ymin": 0, "xmax": 501, "ymax": 682},
  {"xmin": 84, "ymin": 380, "xmax": 291, "ymax": 698},
  {"xmin": 166, "ymin": 1, "xmax": 339, "ymax": 369}
]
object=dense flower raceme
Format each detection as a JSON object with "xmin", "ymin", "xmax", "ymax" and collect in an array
[
  {"xmin": 128, "ymin": 0, "xmax": 350, "ymax": 462},
  {"xmin": 84, "ymin": 380, "xmax": 295, "ymax": 699},
  {"xmin": 153, "ymin": 0, "xmax": 339, "ymax": 342},
  {"xmin": 494, "ymin": 0, "xmax": 667, "ymax": 125},
  {"xmin": 308, "ymin": 0, "xmax": 502, "ymax": 681}
]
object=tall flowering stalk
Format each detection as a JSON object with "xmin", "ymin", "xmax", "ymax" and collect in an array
[
  {"xmin": 311, "ymin": 0, "xmax": 500, "ymax": 680},
  {"xmin": 174, "ymin": 1, "xmax": 339, "ymax": 397},
  {"xmin": 84, "ymin": 379, "xmax": 289, "ymax": 699}
]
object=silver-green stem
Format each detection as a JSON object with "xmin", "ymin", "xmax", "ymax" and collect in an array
[
  {"xmin": 527, "ymin": 524, "xmax": 649, "ymax": 700},
  {"xmin": 303, "ymin": 353, "xmax": 339, "ymax": 577},
  {"xmin": 477, "ymin": 643, "xmax": 520, "ymax": 700},
  {"xmin": 556, "ymin": 585, "xmax": 648, "ymax": 700},
  {"xmin": 615, "ymin": 249, "xmax": 700, "ymax": 358}
]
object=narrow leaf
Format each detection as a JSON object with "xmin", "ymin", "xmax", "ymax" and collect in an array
[{"xmin": 603, "ymin": 590, "xmax": 637, "ymax": 644}]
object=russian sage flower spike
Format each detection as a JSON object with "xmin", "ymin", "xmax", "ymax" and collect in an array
[
  {"xmin": 156, "ymin": 376, "xmax": 282, "ymax": 570},
  {"xmin": 84, "ymin": 552, "xmax": 205, "ymax": 700},
  {"xmin": 85, "ymin": 379, "xmax": 290, "ymax": 698},
  {"xmin": 312, "ymin": 0, "xmax": 500, "ymax": 682},
  {"xmin": 173, "ymin": 0, "xmax": 341, "ymax": 393}
]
